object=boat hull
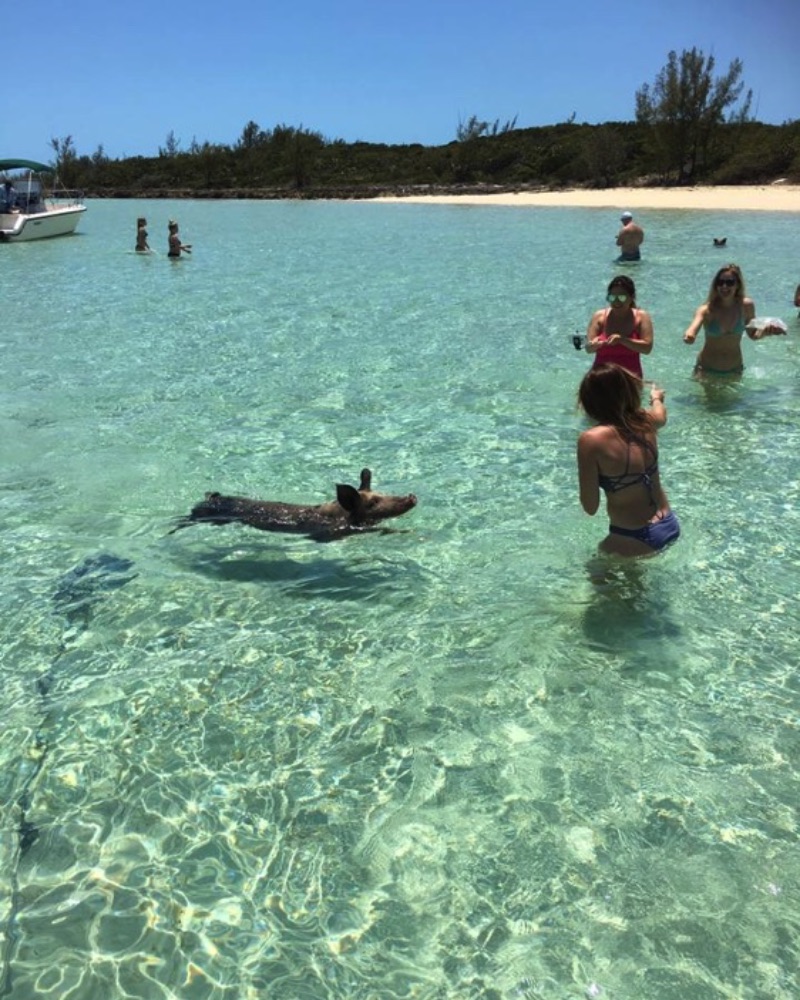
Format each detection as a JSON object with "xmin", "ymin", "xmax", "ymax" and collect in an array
[{"xmin": 0, "ymin": 204, "xmax": 87, "ymax": 241}]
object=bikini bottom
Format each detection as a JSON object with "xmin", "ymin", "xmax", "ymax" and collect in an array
[
  {"xmin": 694, "ymin": 362, "xmax": 744, "ymax": 377},
  {"xmin": 608, "ymin": 510, "xmax": 680, "ymax": 552}
]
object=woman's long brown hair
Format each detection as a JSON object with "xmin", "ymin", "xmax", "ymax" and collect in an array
[{"xmin": 578, "ymin": 363, "xmax": 653, "ymax": 439}]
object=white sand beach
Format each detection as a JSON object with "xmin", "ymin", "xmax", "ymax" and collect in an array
[{"xmin": 372, "ymin": 184, "xmax": 800, "ymax": 213}]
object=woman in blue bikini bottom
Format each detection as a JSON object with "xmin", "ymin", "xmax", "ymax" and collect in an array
[
  {"xmin": 608, "ymin": 510, "xmax": 680, "ymax": 552},
  {"xmin": 577, "ymin": 364, "xmax": 680, "ymax": 557}
]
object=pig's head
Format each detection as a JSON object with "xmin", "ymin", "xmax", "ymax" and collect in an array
[{"xmin": 336, "ymin": 468, "xmax": 417, "ymax": 526}]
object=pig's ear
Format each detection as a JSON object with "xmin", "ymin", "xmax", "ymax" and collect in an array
[
  {"xmin": 336, "ymin": 484, "xmax": 362, "ymax": 512},
  {"xmin": 359, "ymin": 468, "xmax": 372, "ymax": 491}
]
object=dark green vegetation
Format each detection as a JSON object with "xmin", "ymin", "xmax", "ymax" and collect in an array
[{"xmin": 48, "ymin": 49, "xmax": 800, "ymax": 198}]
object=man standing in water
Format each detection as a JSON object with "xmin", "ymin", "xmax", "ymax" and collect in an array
[{"xmin": 616, "ymin": 211, "xmax": 644, "ymax": 262}]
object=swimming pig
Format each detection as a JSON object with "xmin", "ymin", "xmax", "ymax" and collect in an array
[{"xmin": 171, "ymin": 468, "xmax": 417, "ymax": 541}]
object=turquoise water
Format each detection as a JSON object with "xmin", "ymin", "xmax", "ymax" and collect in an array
[{"xmin": 2, "ymin": 199, "xmax": 799, "ymax": 1000}]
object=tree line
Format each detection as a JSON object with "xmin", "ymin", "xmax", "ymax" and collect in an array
[{"xmin": 49, "ymin": 48, "xmax": 800, "ymax": 197}]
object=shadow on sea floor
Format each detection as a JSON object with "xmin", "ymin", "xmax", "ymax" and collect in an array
[
  {"xmin": 173, "ymin": 541, "xmax": 426, "ymax": 602},
  {"xmin": 1, "ymin": 552, "xmax": 137, "ymax": 999}
]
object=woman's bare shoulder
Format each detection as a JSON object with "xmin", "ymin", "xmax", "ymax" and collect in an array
[{"xmin": 579, "ymin": 424, "xmax": 616, "ymax": 449}]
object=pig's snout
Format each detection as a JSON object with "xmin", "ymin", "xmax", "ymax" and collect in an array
[
  {"xmin": 366, "ymin": 491, "xmax": 417, "ymax": 522},
  {"xmin": 389, "ymin": 493, "xmax": 417, "ymax": 514}
]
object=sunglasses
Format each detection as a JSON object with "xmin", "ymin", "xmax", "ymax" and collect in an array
[
  {"xmin": 606, "ymin": 292, "xmax": 629, "ymax": 304},
  {"xmin": 716, "ymin": 277, "xmax": 738, "ymax": 287}
]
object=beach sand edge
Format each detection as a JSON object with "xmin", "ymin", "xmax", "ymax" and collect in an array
[{"xmin": 369, "ymin": 184, "xmax": 800, "ymax": 213}]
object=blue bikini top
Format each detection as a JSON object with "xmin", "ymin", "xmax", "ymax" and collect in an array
[{"xmin": 705, "ymin": 307, "xmax": 745, "ymax": 337}]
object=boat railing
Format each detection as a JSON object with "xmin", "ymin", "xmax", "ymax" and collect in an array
[
  {"xmin": 4, "ymin": 169, "xmax": 85, "ymax": 212},
  {"xmin": 45, "ymin": 188, "xmax": 86, "ymax": 210}
]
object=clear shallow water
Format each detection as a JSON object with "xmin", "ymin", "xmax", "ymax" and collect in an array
[{"xmin": 1, "ymin": 199, "xmax": 799, "ymax": 1000}]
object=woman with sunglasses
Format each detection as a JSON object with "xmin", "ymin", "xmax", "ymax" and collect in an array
[
  {"xmin": 577, "ymin": 364, "xmax": 680, "ymax": 557},
  {"xmin": 683, "ymin": 263, "xmax": 785, "ymax": 377},
  {"xmin": 585, "ymin": 275, "xmax": 653, "ymax": 379}
]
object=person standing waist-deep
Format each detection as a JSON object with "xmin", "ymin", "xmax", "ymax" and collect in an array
[
  {"xmin": 616, "ymin": 211, "xmax": 644, "ymax": 262},
  {"xmin": 135, "ymin": 217, "xmax": 150, "ymax": 252},
  {"xmin": 683, "ymin": 263, "xmax": 786, "ymax": 378},
  {"xmin": 584, "ymin": 275, "xmax": 653, "ymax": 380},
  {"xmin": 577, "ymin": 364, "xmax": 680, "ymax": 557},
  {"xmin": 167, "ymin": 219, "xmax": 192, "ymax": 258}
]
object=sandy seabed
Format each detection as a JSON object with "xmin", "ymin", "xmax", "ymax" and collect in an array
[{"xmin": 372, "ymin": 184, "xmax": 800, "ymax": 213}]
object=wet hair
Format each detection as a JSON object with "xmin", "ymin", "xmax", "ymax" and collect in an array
[
  {"xmin": 707, "ymin": 262, "xmax": 746, "ymax": 307},
  {"xmin": 578, "ymin": 363, "xmax": 652, "ymax": 438},
  {"xmin": 607, "ymin": 274, "xmax": 636, "ymax": 303}
]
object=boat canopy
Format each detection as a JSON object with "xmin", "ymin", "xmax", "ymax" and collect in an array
[{"xmin": 0, "ymin": 159, "xmax": 50, "ymax": 172}]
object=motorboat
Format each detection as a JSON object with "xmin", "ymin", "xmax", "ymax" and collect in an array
[{"xmin": 0, "ymin": 158, "xmax": 87, "ymax": 241}]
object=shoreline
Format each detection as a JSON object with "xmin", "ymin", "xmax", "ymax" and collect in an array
[
  {"xmin": 89, "ymin": 182, "xmax": 800, "ymax": 212},
  {"xmin": 370, "ymin": 184, "xmax": 800, "ymax": 213}
]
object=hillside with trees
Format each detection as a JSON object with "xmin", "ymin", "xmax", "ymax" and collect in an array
[{"xmin": 47, "ymin": 48, "xmax": 800, "ymax": 199}]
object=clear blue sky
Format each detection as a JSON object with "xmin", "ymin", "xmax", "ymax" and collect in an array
[{"xmin": 11, "ymin": 0, "xmax": 799, "ymax": 162}]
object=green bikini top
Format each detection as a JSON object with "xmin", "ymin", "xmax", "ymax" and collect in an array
[{"xmin": 705, "ymin": 307, "xmax": 745, "ymax": 337}]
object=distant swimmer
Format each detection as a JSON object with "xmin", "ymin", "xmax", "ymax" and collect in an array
[
  {"xmin": 167, "ymin": 219, "xmax": 192, "ymax": 258},
  {"xmin": 713, "ymin": 237, "xmax": 727, "ymax": 247},
  {"xmin": 135, "ymin": 216, "xmax": 150, "ymax": 252},
  {"xmin": 616, "ymin": 211, "xmax": 644, "ymax": 262}
]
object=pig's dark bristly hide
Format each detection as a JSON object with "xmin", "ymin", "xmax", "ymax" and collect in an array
[{"xmin": 171, "ymin": 468, "xmax": 417, "ymax": 542}]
